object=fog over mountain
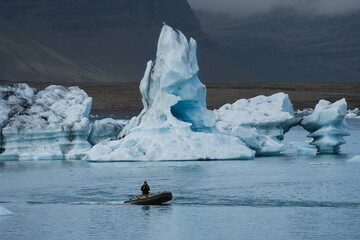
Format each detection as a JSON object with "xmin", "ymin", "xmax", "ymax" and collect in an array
[
  {"xmin": 189, "ymin": 0, "xmax": 360, "ymax": 16},
  {"xmin": 0, "ymin": 0, "xmax": 257, "ymax": 82},
  {"xmin": 191, "ymin": 0, "xmax": 360, "ymax": 82},
  {"xmin": 0, "ymin": 0, "xmax": 358, "ymax": 83}
]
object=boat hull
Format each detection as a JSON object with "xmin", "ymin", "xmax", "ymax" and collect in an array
[{"xmin": 124, "ymin": 191, "xmax": 173, "ymax": 205}]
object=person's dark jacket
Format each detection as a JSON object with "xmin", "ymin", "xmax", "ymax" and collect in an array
[{"xmin": 141, "ymin": 184, "xmax": 150, "ymax": 195}]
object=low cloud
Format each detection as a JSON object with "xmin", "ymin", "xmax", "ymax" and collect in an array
[{"xmin": 188, "ymin": 0, "xmax": 360, "ymax": 16}]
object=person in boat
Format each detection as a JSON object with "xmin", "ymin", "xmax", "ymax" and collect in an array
[{"xmin": 141, "ymin": 181, "xmax": 150, "ymax": 196}]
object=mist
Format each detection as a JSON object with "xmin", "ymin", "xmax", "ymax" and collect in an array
[{"xmin": 188, "ymin": 0, "xmax": 360, "ymax": 16}]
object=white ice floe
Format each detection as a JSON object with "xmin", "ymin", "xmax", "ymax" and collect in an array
[
  {"xmin": 300, "ymin": 99, "xmax": 350, "ymax": 154},
  {"xmin": 0, "ymin": 205, "xmax": 13, "ymax": 216},
  {"xmin": 345, "ymin": 112, "xmax": 357, "ymax": 118},
  {"xmin": 87, "ymin": 118, "xmax": 129, "ymax": 145},
  {"xmin": 0, "ymin": 84, "xmax": 92, "ymax": 160},
  {"xmin": 89, "ymin": 114, "xmax": 99, "ymax": 119},
  {"xmin": 296, "ymin": 108, "xmax": 314, "ymax": 115},
  {"xmin": 288, "ymin": 142, "xmax": 317, "ymax": 156},
  {"xmin": 348, "ymin": 156, "xmax": 360, "ymax": 163},
  {"xmin": 214, "ymin": 92, "xmax": 297, "ymax": 156},
  {"xmin": 309, "ymin": 162, "xmax": 336, "ymax": 165},
  {"xmin": 85, "ymin": 25, "xmax": 255, "ymax": 161},
  {"xmin": 345, "ymin": 108, "xmax": 359, "ymax": 118}
]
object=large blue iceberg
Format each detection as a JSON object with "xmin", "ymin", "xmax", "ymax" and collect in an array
[
  {"xmin": 85, "ymin": 25, "xmax": 255, "ymax": 161},
  {"xmin": 84, "ymin": 25, "xmax": 352, "ymax": 161},
  {"xmin": 0, "ymin": 84, "xmax": 92, "ymax": 160}
]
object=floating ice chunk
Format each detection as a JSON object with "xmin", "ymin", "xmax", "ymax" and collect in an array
[
  {"xmin": 348, "ymin": 156, "xmax": 360, "ymax": 163},
  {"xmin": 85, "ymin": 25, "xmax": 255, "ymax": 161},
  {"xmin": 346, "ymin": 108, "xmax": 359, "ymax": 118},
  {"xmin": 87, "ymin": 118, "xmax": 129, "ymax": 145},
  {"xmin": 0, "ymin": 205, "xmax": 13, "ymax": 216},
  {"xmin": 89, "ymin": 114, "xmax": 99, "ymax": 119},
  {"xmin": 297, "ymin": 148, "xmax": 317, "ymax": 156},
  {"xmin": 300, "ymin": 99, "xmax": 350, "ymax": 154},
  {"xmin": 345, "ymin": 112, "xmax": 357, "ymax": 118},
  {"xmin": 214, "ymin": 93, "xmax": 297, "ymax": 156},
  {"xmin": 0, "ymin": 84, "xmax": 92, "ymax": 160},
  {"xmin": 288, "ymin": 142, "xmax": 317, "ymax": 156},
  {"xmin": 296, "ymin": 108, "xmax": 314, "ymax": 115},
  {"xmin": 309, "ymin": 162, "xmax": 336, "ymax": 165}
]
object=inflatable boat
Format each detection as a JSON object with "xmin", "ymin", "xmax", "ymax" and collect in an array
[{"xmin": 124, "ymin": 191, "xmax": 172, "ymax": 205}]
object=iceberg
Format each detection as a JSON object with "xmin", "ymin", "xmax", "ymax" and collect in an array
[
  {"xmin": 295, "ymin": 108, "xmax": 314, "ymax": 115},
  {"xmin": 346, "ymin": 108, "xmax": 359, "ymax": 118},
  {"xmin": 299, "ymin": 99, "xmax": 350, "ymax": 154},
  {"xmin": 214, "ymin": 93, "xmax": 297, "ymax": 156},
  {"xmin": 87, "ymin": 118, "xmax": 129, "ymax": 145},
  {"xmin": 0, "ymin": 84, "xmax": 92, "ymax": 160},
  {"xmin": 288, "ymin": 142, "xmax": 317, "ymax": 156},
  {"xmin": 0, "ymin": 205, "xmax": 13, "ymax": 216},
  {"xmin": 85, "ymin": 25, "xmax": 255, "ymax": 161},
  {"xmin": 348, "ymin": 156, "xmax": 360, "ymax": 163}
]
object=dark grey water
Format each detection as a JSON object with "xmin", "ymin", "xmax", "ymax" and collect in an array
[{"xmin": 1, "ymin": 119, "xmax": 360, "ymax": 240}]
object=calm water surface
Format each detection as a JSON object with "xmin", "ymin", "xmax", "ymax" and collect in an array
[{"xmin": 1, "ymin": 119, "xmax": 360, "ymax": 240}]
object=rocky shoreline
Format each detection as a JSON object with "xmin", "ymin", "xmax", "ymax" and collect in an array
[{"xmin": 1, "ymin": 81, "xmax": 359, "ymax": 115}]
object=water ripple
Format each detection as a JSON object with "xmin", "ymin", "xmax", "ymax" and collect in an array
[{"xmin": 174, "ymin": 197, "xmax": 360, "ymax": 208}]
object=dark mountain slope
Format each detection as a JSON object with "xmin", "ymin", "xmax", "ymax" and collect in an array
[
  {"xmin": 0, "ymin": 0, "xmax": 258, "ymax": 82},
  {"xmin": 0, "ymin": 16, "xmax": 107, "ymax": 82},
  {"xmin": 195, "ymin": 9, "xmax": 360, "ymax": 82}
]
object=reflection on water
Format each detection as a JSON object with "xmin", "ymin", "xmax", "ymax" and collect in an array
[
  {"xmin": 140, "ymin": 205, "xmax": 172, "ymax": 217},
  {"xmin": 142, "ymin": 205, "xmax": 150, "ymax": 211}
]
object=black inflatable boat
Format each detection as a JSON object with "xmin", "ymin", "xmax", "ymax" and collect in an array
[{"xmin": 124, "ymin": 191, "xmax": 172, "ymax": 205}]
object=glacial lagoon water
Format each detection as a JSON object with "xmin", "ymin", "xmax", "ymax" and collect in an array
[{"xmin": 1, "ymin": 119, "xmax": 360, "ymax": 240}]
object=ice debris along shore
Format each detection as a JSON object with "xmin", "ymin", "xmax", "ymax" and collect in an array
[
  {"xmin": 0, "ymin": 205, "xmax": 13, "ymax": 216},
  {"xmin": 300, "ymin": 99, "xmax": 350, "ymax": 154},
  {"xmin": 85, "ymin": 25, "xmax": 255, "ymax": 161},
  {"xmin": 0, "ymin": 84, "xmax": 92, "ymax": 160}
]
